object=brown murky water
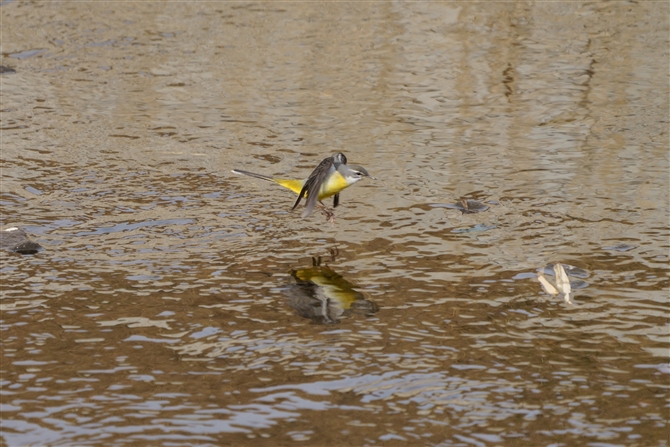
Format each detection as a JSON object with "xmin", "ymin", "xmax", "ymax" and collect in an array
[{"xmin": 1, "ymin": 2, "xmax": 668, "ymax": 446}]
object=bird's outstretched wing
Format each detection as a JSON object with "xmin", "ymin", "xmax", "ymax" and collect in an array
[{"xmin": 292, "ymin": 154, "xmax": 336, "ymax": 218}]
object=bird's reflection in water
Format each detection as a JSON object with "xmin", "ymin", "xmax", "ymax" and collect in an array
[{"xmin": 284, "ymin": 255, "xmax": 379, "ymax": 324}]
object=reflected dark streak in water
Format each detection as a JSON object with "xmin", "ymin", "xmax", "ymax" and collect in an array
[{"xmin": 1, "ymin": 2, "xmax": 668, "ymax": 446}]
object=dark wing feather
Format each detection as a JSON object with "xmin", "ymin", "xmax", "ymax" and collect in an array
[
  {"xmin": 333, "ymin": 193, "xmax": 340, "ymax": 208},
  {"xmin": 292, "ymin": 155, "xmax": 335, "ymax": 218}
]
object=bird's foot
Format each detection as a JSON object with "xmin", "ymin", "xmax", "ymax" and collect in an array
[{"xmin": 317, "ymin": 202, "xmax": 336, "ymax": 226}]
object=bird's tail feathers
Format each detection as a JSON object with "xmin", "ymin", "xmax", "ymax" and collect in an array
[{"xmin": 231, "ymin": 169, "xmax": 274, "ymax": 182}]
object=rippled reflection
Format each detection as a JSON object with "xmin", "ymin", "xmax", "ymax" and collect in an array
[{"xmin": 284, "ymin": 257, "xmax": 379, "ymax": 324}]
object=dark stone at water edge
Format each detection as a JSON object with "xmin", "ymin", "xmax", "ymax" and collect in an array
[{"xmin": 1, "ymin": 227, "xmax": 43, "ymax": 254}]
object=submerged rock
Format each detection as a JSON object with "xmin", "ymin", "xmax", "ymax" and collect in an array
[
  {"xmin": 432, "ymin": 199, "xmax": 490, "ymax": 214},
  {"xmin": 540, "ymin": 263, "xmax": 589, "ymax": 279},
  {"xmin": 1, "ymin": 227, "xmax": 43, "ymax": 254}
]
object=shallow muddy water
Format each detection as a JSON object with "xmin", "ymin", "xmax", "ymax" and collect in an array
[{"xmin": 1, "ymin": 2, "xmax": 668, "ymax": 446}]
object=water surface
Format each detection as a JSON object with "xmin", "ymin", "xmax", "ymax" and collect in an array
[{"xmin": 1, "ymin": 2, "xmax": 668, "ymax": 446}]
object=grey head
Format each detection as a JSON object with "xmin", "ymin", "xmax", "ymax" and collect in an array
[{"xmin": 338, "ymin": 163, "xmax": 376, "ymax": 183}]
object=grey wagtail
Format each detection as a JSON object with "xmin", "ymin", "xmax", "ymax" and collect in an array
[{"xmin": 232, "ymin": 152, "xmax": 374, "ymax": 221}]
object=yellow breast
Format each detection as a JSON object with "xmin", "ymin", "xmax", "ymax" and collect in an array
[
  {"xmin": 273, "ymin": 172, "xmax": 350, "ymax": 200},
  {"xmin": 318, "ymin": 171, "xmax": 350, "ymax": 199}
]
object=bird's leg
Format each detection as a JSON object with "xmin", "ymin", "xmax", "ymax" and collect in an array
[
  {"xmin": 317, "ymin": 201, "xmax": 336, "ymax": 225},
  {"xmin": 329, "ymin": 247, "xmax": 339, "ymax": 262}
]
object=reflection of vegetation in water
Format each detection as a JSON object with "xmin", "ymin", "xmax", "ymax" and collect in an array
[{"xmin": 285, "ymin": 261, "xmax": 379, "ymax": 324}]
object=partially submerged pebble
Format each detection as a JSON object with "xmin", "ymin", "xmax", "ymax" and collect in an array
[
  {"xmin": 431, "ymin": 199, "xmax": 490, "ymax": 214},
  {"xmin": 1, "ymin": 227, "xmax": 43, "ymax": 254},
  {"xmin": 540, "ymin": 263, "xmax": 589, "ymax": 279}
]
